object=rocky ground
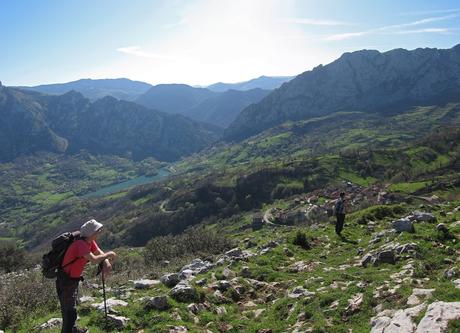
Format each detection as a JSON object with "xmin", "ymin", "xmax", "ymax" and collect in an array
[{"xmin": 19, "ymin": 191, "xmax": 459, "ymax": 333}]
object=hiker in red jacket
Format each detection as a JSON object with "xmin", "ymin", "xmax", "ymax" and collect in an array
[{"xmin": 57, "ymin": 219, "xmax": 116, "ymax": 333}]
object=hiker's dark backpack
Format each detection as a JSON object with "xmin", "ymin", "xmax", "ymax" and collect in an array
[{"xmin": 41, "ymin": 231, "xmax": 81, "ymax": 278}]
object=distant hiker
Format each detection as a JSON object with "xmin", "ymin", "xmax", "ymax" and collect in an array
[
  {"xmin": 335, "ymin": 192, "xmax": 346, "ymax": 236},
  {"xmin": 56, "ymin": 219, "xmax": 116, "ymax": 333}
]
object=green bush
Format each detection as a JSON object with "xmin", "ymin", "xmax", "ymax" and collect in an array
[
  {"xmin": 0, "ymin": 240, "xmax": 27, "ymax": 273},
  {"xmin": 0, "ymin": 270, "xmax": 57, "ymax": 330},
  {"xmin": 144, "ymin": 227, "xmax": 234, "ymax": 264}
]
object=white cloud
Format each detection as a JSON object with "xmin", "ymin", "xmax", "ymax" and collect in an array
[
  {"xmin": 116, "ymin": 46, "xmax": 177, "ymax": 60},
  {"xmin": 399, "ymin": 8, "xmax": 460, "ymax": 16},
  {"xmin": 325, "ymin": 13, "xmax": 460, "ymax": 41},
  {"xmin": 394, "ymin": 28, "xmax": 451, "ymax": 35}
]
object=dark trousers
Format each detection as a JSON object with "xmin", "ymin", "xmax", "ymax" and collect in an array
[
  {"xmin": 336, "ymin": 214, "xmax": 345, "ymax": 235},
  {"xmin": 56, "ymin": 271, "xmax": 80, "ymax": 333}
]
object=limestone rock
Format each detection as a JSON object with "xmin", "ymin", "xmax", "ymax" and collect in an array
[
  {"xmin": 370, "ymin": 303, "xmax": 426, "ymax": 333},
  {"xmin": 181, "ymin": 259, "xmax": 213, "ymax": 276},
  {"xmin": 144, "ymin": 295, "xmax": 170, "ymax": 311},
  {"xmin": 160, "ymin": 273, "xmax": 180, "ymax": 288},
  {"xmin": 222, "ymin": 267, "xmax": 236, "ymax": 279},
  {"xmin": 287, "ymin": 286, "xmax": 316, "ymax": 299},
  {"xmin": 107, "ymin": 314, "xmax": 130, "ymax": 329},
  {"xmin": 91, "ymin": 298, "xmax": 128, "ymax": 312},
  {"xmin": 170, "ymin": 282, "xmax": 197, "ymax": 302},
  {"xmin": 169, "ymin": 326, "xmax": 188, "ymax": 333},
  {"xmin": 453, "ymin": 279, "xmax": 460, "ymax": 289},
  {"xmin": 392, "ymin": 218, "xmax": 414, "ymax": 233},
  {"xmin": 79, "ymin": 296, "xmax": 95, "ymax": 303},
  {"xmin": 39, "ymin": 318, "xmax": 62, "ymax": 330},
  {"xmin": 416, "ymin": 301, "xmax": 460, "ymax": 332},
  {"xmin": 133, "ymin": 279, "xmax": 161, "ymax": 289},
  {"xmin": 407, "ymin": 288, "xmax": 435, "ymax": 306},
  {"xmin": 412, "ymin": 211, "xmax": 437, "ymax": 222}
]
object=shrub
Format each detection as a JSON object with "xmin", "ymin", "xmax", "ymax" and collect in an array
[
  {"xmin": 144, "ymin": 226, "xmax": 234, "ymax": 264},
  {"xmin": 0, "ymin": 270, "xmax": 57, "ymax": 330},
  {"xmin": 0, "ymin": 240, "xmax": 27, "ymax": 273},
  {"xmin": 292, "ymin": 231, "xmax": 310, "ymax": 250}
]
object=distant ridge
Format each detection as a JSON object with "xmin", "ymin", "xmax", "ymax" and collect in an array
[
  {"xmin": 225, "ymin": 44, "xmax": 460, "ymax": 141},
  {"xmin": 0, "ymin": 86, "xmax": 220, "ymax": 162},
  {"xmin": 207, "ymin": 75, "xmax": 294, "ymax": 92},
  {"xmin": 16, "ymin": 78, "xmax": 152, "ymax": 101}
]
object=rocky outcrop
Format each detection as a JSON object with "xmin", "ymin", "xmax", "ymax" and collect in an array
[{"xmin": 225, "ymin": 44, "xmax": 460, "ymax": 141}]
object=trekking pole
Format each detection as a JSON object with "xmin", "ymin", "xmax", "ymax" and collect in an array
[{"xmin": 97, "ymin": 262, "xmax": 109, "ymax": 330}]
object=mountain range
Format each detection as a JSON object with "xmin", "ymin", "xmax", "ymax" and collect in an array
[
  {"xmin": 135, "ymin": 85, "xmax": 271, "ymax": 127},
  {"xmin": 225, "ymin": 44, "xmax": 460, "ymax": 141},
  {"xmin": 17, "ymin": 76, "xmax": 290, "ymax": 128},
  {"xmin": 17, "ymin": 78, "xmax": 153, "ymax": 101},
  {"xmin": 0, "ymin": 84, "xmax": 220, "ymax": 162},
  {"xmin": 206, "ymin": 75, "xmax": 293, "ymax": 92}
]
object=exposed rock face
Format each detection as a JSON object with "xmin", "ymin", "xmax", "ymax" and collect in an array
[
  {"xmin": 371, "ymin": 303, "xmax": 426, "ymax": 333},
  {"xmin": 416, "ymin": 301, "xmax": 460, "ymax": 333},
  {"xmin": 371, "ymin": 301, "xmax": 460, "ymax": 333},
  {"xmin": 225, "ymin": 44, "xmax": 460, "ymax": 141}
]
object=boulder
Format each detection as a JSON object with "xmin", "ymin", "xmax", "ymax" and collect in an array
[
  {"xmin": 170, "ymin": 282, "xmax": 197, "ymax": 302},
  {"xmin": 160, "ymin": 273, "xmax": 180, "ymax": 287},
  {"xmin": 436, "ymin": 223, "xmax": 449, "ymax": 235},
  {"xmin": 376, "ymin": 250, "xmax": 396, "ymax": 265},
  {"xmin": 107, "ymin": 314, "xmax": 130, "ymax": 329},
  {"xmin": 240, "ymin": 266, "xmax": 251, "ymax": 278},
  {"xmin": 79, "ymin": 296, "xmax": 95, "ymax": 303},
  {"xmin": 144, "ymin": 295, "xmax": 170, "ymax": 311},
  {"xmin": 416, "ymin": 301, "xmax": 460, "ymax": 332},
  {"xmin": 361, "ymin": 253, "xmax": 375, "ymax": 267},
  {"xmin": 392, "ymin": 218, "xmax": 414, "ymax": 233},
  {"xmin": 169, "ymin": 326, "xmax": 188, "ymax": 333},
  {"xmin": 225, "ymin": 247, "xmax": 243, "ymax": 258},
  {"xmin": 217, "ymin": 280, "xmax": 231, "ymax": 291},
  {"xmin": 222, "ymin": 267, "xmax": 236, "ymax": 279},
  {"xmin": 453, "ymin": 279, "xmax": 460, "ymax": 289},
  {"xmin": 133, "ymin": 279, "xmax": 161, "ymax": 289},
  {"xmin": 91, "ymin": 298, "xmax": 128, "ymax": 313},
  {"xmin": 39, "ymin": 318, "xmax": 62, "ymax": 330},
  {"xmin": 180, "ymin": 259, "xmax": 213, "ymax": 277},
  {"xmin": 412, "ymin": 211, "xmax": 437, "ymax": 222},
  {"xmin": 394, "ymin": 243, "xmax": 418, "ymax": 255},
  {"xmin": 407, "ymin": 288, "xmax": 435, "ymax": 306},
  {"xmin": 287, "ymin": 286, "xmax": 316, "ymax": 299}
]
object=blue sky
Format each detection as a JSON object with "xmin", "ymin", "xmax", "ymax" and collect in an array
[{"xmin": 1, "ymin": 0, "xmax": 460, "ymax": 86}]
